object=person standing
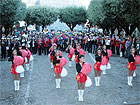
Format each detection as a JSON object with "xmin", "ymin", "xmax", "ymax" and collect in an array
[
  {"xmin": 105, "ymin": 37, "xmax": 110, "ymax": 49},
  {"xmin": 125, "ymin": 37, "xmax": 132, "ymax": 58},
  {"xmin": 116, "ymin": 38, "xmax": 120, "ymax": 55},
  {"xmin": 120, "ymin": 38, "xmax": 126, "ymax": 57},
  {"xmin": 126, "ymin": 47, "xmax": 136, "ymax": 86},
  {"xmin": 37, "ymin": 37, "xmax": 42, "ymax": 55},
  {"xmin": 110, "ymin": 35, "xmax": 116, "ymax": 54},
  {"xmin": 1, "ymin": 40, "xmax": 6, "ymax": 59},
  {"xmin": 93, "ymin": 49, "xmax": 102, "ymax": 86},
  {"xmin": 8, "ymin": 50, "xmax": 21, "ymax": 90},
  {"xmin": 53, "ymin": 50, "xmax": 62, "ymax": 88},
  {"xmin": 76, "ymin": 55, "xmax": 87, "ymax": 101}
]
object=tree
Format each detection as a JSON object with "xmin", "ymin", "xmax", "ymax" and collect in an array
[
  {"xmin": 59, "ymin": 6, "xmax": 87, "ymax": 31},
  {"xmin": 87, "ymin": 0, "xmax": 140, "ymax": 36},
  {"xmin": 1, "ymin": 0, "xmax": 26, "ymax": 35},
  {"xmin": 119, "ymin": 0, "xmax": 140, "ymax": 35},
  {"xmin": 24, "ymin": 6, "xmax": 58, "ymax": 31},
  {"xmin": 87, "ymin": 0, "xmax": 104, "ymax": 28}
]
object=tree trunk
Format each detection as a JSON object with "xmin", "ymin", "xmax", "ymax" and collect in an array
[
  {"xmin": 123, "ymin": 25, "xmax": 136, "ymax": 36},
  {"xmin": 4, "ymin": 25, "xmax": 9, "ymax": 36},
  {"xmin": 25, "ymin": 26, "xmax": 28, "ymax": 31},
  {"xmin": 9, "ymin": 26, "xmax": 12, "ymax": 35},
  {"xmin": 111, "ymin": 28, "xmax": 115, "ymax": 34},
  {"xmin": 0, "ymin": 25, "xmax": 2, "ymax": 39},
  {"xmin": 70, "ymin": 27, "xmax": 74, "ymax": 31},
  {"xmin": 25, "ymin": 23, "xmax": 28, "ymax": 31},
  {"xmin": 42, "ymin": 25, "xmax": 45, "ymax": 32},
  {"xmin": 118, "ymin": 28, "xmax": 122, "ymax": 35}
]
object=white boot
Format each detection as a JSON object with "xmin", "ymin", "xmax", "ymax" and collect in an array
[
  {"xmin": 17, "ymin": 80, "xmax": 20, "ymax": 90},
  {"xmin": 129, "ymin": 76, "xmax": 133, "ymax": 86},
  {"xmin": 30, "ymin": 61, "xmax": 33, "ymax": 70},
  {"xmin": 55, "ymin": 79, "xmax": 59, "ymax": 88},
  {"xmin": 95, "ymin": 77, "xmax": 98, "ymax": 86},
  {"xmin": 80, "ymin": 90, "xmax": 84, "ymax": 101},
  {"xmin": 128, "ymin": 76, "xmax": 130, "ymax": 86},
  {"xmin": 26, "ymin": 64, "xmax": 29, "ymax": 71},
  {"xmin": 103, "ymin": 70, "xmax": 106, "ymax": 74},
  {"xmin": 78, "ymin": 90, "xmax": 81, "ymax": 101},
  {"xmin": 51, "ymin": 63, "xmax": 53, "ymax": 69},
  {"xmin": 69, "ymin": 61, "xmax": 71, "ymax": 67},
  {"xmin": 97, "ymin": 77, "xmax": 101, "ymax": 86},
  {"xmin": 14, "ymin": 80, "xmax": 18, "ymax": 91},
  {"xmin": 27, "ymin": 64, "xmax": 30, "ymax": 70},
  {"xmin": 20, "ymin": 72, "xmax": 24, "ymax": 78},
  {"xmin": 58, "ymin": 79, "xmax": 61, "ymax": 88},
  {"xmin": 133, "ymin": 72, "xmax": 136, "ymax": 77}
]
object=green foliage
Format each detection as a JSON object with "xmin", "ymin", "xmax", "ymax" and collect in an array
[
  {"xmin": 1, "ymin": 0, "xmax": 26, "ymax": 26},
  {"xmin": 24, "ymin": 6, "xmax": 58, "ymax": 31},
  {"xmin": 87, "ymin": 0, "xmax": 104, "ymax": 26},
  {"xmin": 59, "ymin": 6, "xmax": 87, "ymax": 31},
  {"xmin": 87, "ymin": 0, "xmax": 140, "ymax": 35}
]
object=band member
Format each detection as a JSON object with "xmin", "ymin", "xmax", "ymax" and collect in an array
[
  {"xmin": 37, "ymin": 37, "xmax": 42, "ymax": 55},
  {"xmin": 31, "ymin": 37, "xmax": 37, "ymax": 54},
  {"xmin": 76, "ymin": 55, "xmax": 87, "ymax": 101},
  {"xmin": 1, "ymin": 41, "xmax": 6, "ymax": 59},
  {"xmin": 43, "ymin": 36, "xmax": 49, "ymax": 55},
  {"xmin": 8, "ymin": 50, "xmax": 20, "ymax": 91},
  {"xmin": 126, "ymin": 47, "xmax": 136, "ymax": 86},
  {"xmin": 53, "ymin": 50, "xmax": 62, "ymax": 88},
  {"xmin": 120, "ymin": 38, "xmax": 126, "ymax": 57},
  {"xmin": 116, "ymin": 38, "xmax": 120, "ymax": 55},
  {"xmin": 93, "ymin": 49, "xmax": 102, "ymax": 86},
  {"xmin": 110, "ymin": 35, "xmax": 116, "ymax": 54}
]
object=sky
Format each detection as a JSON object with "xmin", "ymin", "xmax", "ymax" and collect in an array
[
  {"xmin": 78, "ymin": 0, "xmax": 91, "ymax": 9},
  {"xmin": 22, "ymin": 0, "xmax": 91, "ymax": 9}
]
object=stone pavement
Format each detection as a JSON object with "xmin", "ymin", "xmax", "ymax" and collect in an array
[{"xmin": 0, "ymin": 52, "xmax": 140, "ymax": 105}]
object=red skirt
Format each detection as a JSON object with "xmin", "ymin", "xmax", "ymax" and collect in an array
[
  {"xmin": 68, "ymin": 53, "xmax": 73, "ymax": 59},
  {"xmin": 74, "ymin": 55, "xmax": 79, "ymax": 63},
  {"xmin": 50, "ymin": 55, "xmax": 53, "ymax": 62},
  {"xmin": 76, "ymin": 73, "xmax": 87, "ymax": 83},
  {"xmin": 27, "ymin": 56, "xmax": 30, "ymax": 60},
  {"xmin": 53, "ymin": 64, "xmax": 62, "ymax": 74},
  {"xmin": 126, "ymin": 62, "xmax": 136, "ymax": 71},
  {"xmin": 11, "ymin": 64, "xmax": 18, "ymax": 75},
  {"xmin": 93, "ymin": 62, "xmax": 101, "ymax": 71}
]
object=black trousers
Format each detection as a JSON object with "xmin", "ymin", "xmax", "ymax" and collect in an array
[
  {"xmin": 1, "ymin": 50, "xmax": 6, "ymax": 59},
  {"xmin": 121, "ymin": 47, "xmax": 125, "ymax": 57},
  {"xmin": 116, "ymin": 46, "xmax": 120, "ymax": 55},
  {"xmin": 47, "ymin": 47, "xmax": 49, "ymax": 55},
  {"xmin": 32, "ymin": 47, "xmax": 36, "ymax": 54},
  {"xmin": 38, "ymin": 47, "xmax": 42, "ymax": 55},
  {"xmin": 44, "ymin": 47, "xmax": 47, "ymax": 55},
  {"xmin": 106, "ymin": 45, "xmax": 110, "ymax": 49},
  {"xmin": 111, "ymin": 45, "xmax": 115, "ymax": 54}
]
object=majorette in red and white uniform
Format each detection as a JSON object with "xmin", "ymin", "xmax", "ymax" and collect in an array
[
  {"xmin": 93, "ymin": 49, "xmax": 102, "ymax": 86},
  {"xmin": 8, "ymin": 50, "xmax": 24, "ymax": 91},
  {"xmin": 74, "ymin": 45, "xmax": 85, "ymax": 63},
  {"xmin": 76, "ymin": 55, "xmax": 91, "ymax": 102},
  {"xmin": 100, "ymin": 45, "xmax": 112, "ymax": 75},
  {"xmin": 67, "ymin": 45, "xmax": 75, "ymax": 67},
  {"xmin": 53, "ymin": 50, "xmax": 67, "ymax": 88},
  {"xmin": 126, "ymin": 49, "xmax": 140, "ymax": 86}
]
